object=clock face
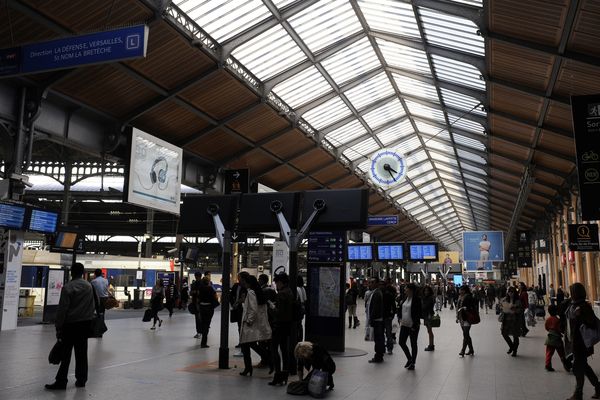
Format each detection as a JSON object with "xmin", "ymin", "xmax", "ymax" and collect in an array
[{"xmin": 369, "ymin": 149, "xmax": 407, "ymax": 187}]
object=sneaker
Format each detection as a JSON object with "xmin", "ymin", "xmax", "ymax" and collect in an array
[
  {"xmin": 407, "ymin": 363, "xmax": 415, "ymax": 370},
  {"xmin": 193, "ymin": 333, "xmax": 200, "ymax": 338},
  {"xmin": 368, "ymin": 358, "xmax": 383, "ymax": 363},
  {"xmin": 45, "ymin": 382, "xmax": 67, "ymax": 390},
  {"xmin": 233, "ymin": 350, "xmax": 244, "ymax": 357},
  {"xmin": 545, "ymin": 366, "xmax": 555, "ymax": 372}
]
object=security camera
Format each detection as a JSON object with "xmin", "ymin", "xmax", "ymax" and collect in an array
[
  {"xmin": 313, "ymin": 199, "xmax": 326, "ymax": 211},
  {"xmin": 206, "ymin": 203, "xmax": 220, "ymax": 216},
  {"xmin": 270, "ymin": 200, "xmax": 283, "ymax": 213}
]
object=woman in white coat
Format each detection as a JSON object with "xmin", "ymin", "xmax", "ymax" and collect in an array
[{"xmin": 239, "ymin": 274, "xmax": 272, "ymax": 377}]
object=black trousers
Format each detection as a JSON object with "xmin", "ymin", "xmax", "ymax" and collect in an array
[
  {"xmin": 461, "ymin": 325, "xmax": 473, "ymax": 353},
  {"xmin": 502, "ymin": 332, "xmax": 519, "ymax": 352},
  {"xmin": 372, "ymin": 321, "xmax": 385, "ymax": 360},
  {"xmin": 198, "ymin": 305, "xmax": 214, "ymax": 346},
  {"xmin": 272, "ymin": 323, "xmax": 292, "ymax": 373},
  {"xmin": 56, "ymin": 321, "xmax": 91, "ymax": 384},
  {"xmin": 573, "ymin": 354, "xmax": 599, "ymax": 396},
  {"xmin": 241, "ymin": 341, "xmax": 269, "ymax": 370},
  {"xmin": 398, "ymin": 325, "xmax": 419, "ymax": 363}
]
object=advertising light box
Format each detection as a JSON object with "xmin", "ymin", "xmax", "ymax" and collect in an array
[{"xmin": 463, "ymin": 231, "xmax": 505, "ymax": 262}]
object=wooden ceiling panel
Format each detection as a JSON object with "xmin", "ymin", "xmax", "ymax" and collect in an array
[
  {"xmin": 312, "ymin": 164, "xmax": 348, "ymax": 185},
  {"xmin": 567, "ymin": 0, "xmax": 600, "ymax": 57},
  {"xmin": 489, "ymin": 154, "xmax": 526, "ymax": 175},
  {"xmin": 533, "ymin": 152, "xmax": 575, "ymax": 173},
  {"xmin": 490, "ymin": 169, "xmax": 521, "ymax": 185},
  {"xmin": 260, "ymin": 165, "xmax": 302, "ymax": 189},
  {"xmin": 490, "ymin": 138, "xmax": 532, "ymax": 159},
  {"xmin": 54, "ymin": 65, "xmax": 157, "ymax": 118},
  {"xmin": 133, "ymin": 99, "xmax": 211, "ymax": 142},
  {"xmin": 554, "ymin": 60, "xmax": 600, "ymax": 97},
  {"xmin": 0, "ymin": 7, "xmax": 58, "ymax": 48},
  {"xmin": 490, "ymin": 84, "xmax": 544, "ymax": 121},
  {"xmin": 369, "ymin": 193, "xmax": 385, "ymax": 207},
  {"xmin": 489, "ymin": 41, "xmax": 555, "ymax": 91},
  {"xmin": 187, "ymin": 129, "xmax": 248, "ymax": 161},
  {"xmin": 544, "ymin": 101, "xmax": 573, "ymax": 132},
  {"xmin": 329, "ymin": 174, "xmax": 364, "ymax": 189},
  {"xmin": 127, "ymin": 23, "xmax": 216, "ymax": 90},
  {"xmin": 284, "ymin": 177, "xmax": 320, "ymax": 191},
  {"xmin": 528, "ymin": 192, "xmax": 552, "ymax": 206},
  {"xmin": 489, "ymin": 114, "xmax": 537, "ymax": 143},
  {"xmin": 179, "ymin": 70, "xmax": 257, "ymax": 120},
  {"xmin": 532, "ymin": 182, "xmax": 557, "ymax": 197},
  {"xmin": 489, "ymin": 0, "xmax": 569, "ymax": 47},
  {"xmin": 229, "ymin": 149, "xmax": 279, "ymax": 175},
  {"xmin": 533, "ymin": 169, "xmax": 564, "ymax": 186},
  {"xmin": 228, "ymin": 105, "xmax": 290, "ymax": 143},
  {"xmin": 289, "ymin": 148, "xmax": 335, "ymax": 173},
  {"xmin": 263, "ymin": 130, "xmax": 315, "ymax": 160}
]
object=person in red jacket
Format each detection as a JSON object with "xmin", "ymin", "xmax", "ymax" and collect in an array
[
  {"xmin": 519, "ymin": 282, "xmax": 530, "ymax": 337},
  {"xmin": 544, "ymin": 304, "xmax": 569, "ymax": 372}
]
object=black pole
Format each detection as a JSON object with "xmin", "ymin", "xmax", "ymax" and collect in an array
[
  {"xmin": 288, "ymin": 230, "xmax": 299, "ymax": 373},
  {"xmin": 218, "ymin": 231, "xmax": 232, "ymax": 369}
]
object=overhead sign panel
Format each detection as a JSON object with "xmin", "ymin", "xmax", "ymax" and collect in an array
[
  {"xmin": 126, "ymin": 129, "xmax": 183, "ymax": 215},
  {"xmin": 571, "ymin": 95, "xmax": 600, "ymax": 220},
  {"xmin": 568, "ymin": 224, "xmax": 600, "ymax": 252},
  {"xmin": 367, "ymin": 215, "xmax": 398, "ymax": 226}
]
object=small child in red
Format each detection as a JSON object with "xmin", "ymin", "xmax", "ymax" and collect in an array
[{"xmin": 545, "ymin": 304, "xmax": 567, "ymax": 371}]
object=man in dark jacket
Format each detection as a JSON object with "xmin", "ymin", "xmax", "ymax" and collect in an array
[
  {"xmin": 368, "ymin": 278, "xmax": 385, "ymax": 363},
  {"xmin": 383, "ymin": 281, "xmax": 397, "ymax": 355},
  {"xmin": 519, "ymin": 282, "xmax": 530, "ymax": 336},
  {"xmin": 46, "ymin": 263, "xmax": 96, "ymax": 390}
]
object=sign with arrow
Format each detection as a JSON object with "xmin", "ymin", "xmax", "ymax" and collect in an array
[{"xmin": 225, "ymin": 169, "xmax": 249, "ymax": 194}]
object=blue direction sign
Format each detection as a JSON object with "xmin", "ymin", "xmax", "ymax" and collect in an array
[
  {"xmin": 5, "ymin": 25, "xmax": 148, "ymax": 76},
  {"xmin": 367, "ymin": 215, "xmax": 398, "ymax": 226}
]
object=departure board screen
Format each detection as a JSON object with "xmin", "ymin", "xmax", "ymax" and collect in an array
[
  {"xmin": 347, "ymin": 244, "xmax": 373, "ymax": 261},
  {"xmin": 0, "ymin": 203, "xmax": 26, "ymax": 229},
  {"xmin": 408, "ymin": 243, "xmax": 438, "ymax": 261},
  {"xmin": 28, "ymin": 209, "xmax": 59, "ymax": 233},
  {"xmin": 376, "ymin": 244, "xmax": 404, "ymax": 261}
]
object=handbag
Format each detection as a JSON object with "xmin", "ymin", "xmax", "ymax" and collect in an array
[
  {"xmin": 466, "ymin": 310, "xmax": 480, "ymax": 325},
  {"xmin": 89, "ymin": 316, "xmax": 108, "ymax": 338},
  {"xmin": 48, "ymin": 340, "xmax": 64, "ymax": 365},
  {"xmin": 287, "ymin": 380, "xmax": 309, "ymax": 396},
  {"xmin": 188, "ymin": 302, "xmax": 198, "ymax": 315},
  {"xmin": 429, "ymin": 313, "xmax": 441, "ymax": 328},
  {"xmin": 307, "ymin": 370, "xmax": 328, "ymax": 398},
  {"xmin": 105, "ymin": 297, "xmax": 119, "ymax": 310},
  {"xmin": 142, "ymin": 308, "xmax": 153, "ymax": 322},
  {"xmin": 580, "ymin": 316, "xmax": 600, "ymax": 348},
  {"xmin": 498, "ymin": 312, "xmax": 505, "ymax": 323}
]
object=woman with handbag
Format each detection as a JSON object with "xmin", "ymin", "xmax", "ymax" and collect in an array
[
  {"xmin": 422, "ymin": 286, "xmax": 436, "ymax": 352},
  {"xmin": 456, "ymin": 285, "xmax": 476, "ymax": 357},
  {"xmin": 150, "ymin": 279, "xmax": 165, "ymax": 330},
  {"xmin": 397, "ymin": 283, "xmax": 421, "ymax": 370},
  {"xmin": 500, "ymin": 286, "xmax": 522, "ymax": 357}
]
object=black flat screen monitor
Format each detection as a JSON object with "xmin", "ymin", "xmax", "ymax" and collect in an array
[
  {"xmin": 27, "ymin": 208, "xmax": 59, "ymax": 233},
  {"xmin": 376, "ymin": 243, "xmax": 404, "ymax": 261},
  {"xmin": 178, "ymin": 195, "xmax": 239, "ymax": 234},
  {"xmin": 408, "ymin": 242, "xmax": 439, "ymax": 261},
  {"xmin": 237, "ymin": 192, "xmax": 300, "ymax": 233},
  {"xmin": 347, "ymin": 244, "xmax": 373, "ymax": 261},
  {"xmin": 302, "ymin": 189, "xmax": 368, "ymax": 231},
  {"xmin": 0, "ymin": 203, "xmax": 27, "ymax": 230},
  {"xmin": 184, "ymin": 247, "xmax": 199, "ymax": 262},
  {"xmin": 52, "ymin": 232, "xmax": 79, "ymax": 251}
]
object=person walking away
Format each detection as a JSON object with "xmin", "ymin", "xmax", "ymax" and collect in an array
[
  {"xmin": 197, "ymin": 276, "xmax": 218, "ymax": 348},
  {"xmin": 565, "ymin": 283, "xmax": 600, "ymax": 400},
  {"xmin": 447, "ymin": 284, "xmax": 457, "ymax": 310},
  {"xmin": 150, "ymin": 279, "xmax": 164, "ymax": 330},
  {"xmin": 90, "ymin": 268, "xmax": 109, "ymax": 337},
  {"xmin": 519, "ymin": 282, "xmax": 530, "ymax": 336},
  {"xmin": 422, "ymin": 286, "xmax": 435, "ymax": 352},
  {"xmin": 397, "ymin": 283, "xmax": 421, "ymax": 369},
  {"xmin": 477, "ymin": 286, "xmax": 486, "ymax": 312},
  {"xmin": 45, "ymin": 263, "xmax": 96, "ymax": 390},
  {"xmin": 545, "ymin": 304, "xmax": 569, "ymax": 372},
  {"xmin": 258, "ymin": 274, "xmax": 276, "ymax": 370},
  {"xmin": 501, "ymin": 286, "xmax": 522, "ymax": 357},
  {"xmin": 487, "ymin": 285, "xmax": 497, "ymax": 311},
  {"xmin": 269, "ymin": 272, "xmax": 294, "ymax": 386},
  {"xmin": 364, "ymin": 282, "xmax": 373, "ymax": 340},
  {"xmin": 345, "ymin": 283, "xmax": 359, "ymax": 329},
  {"xmin": 557, "ymin": 286, "xmax": 565, "ymax": 306},
  {"xmin": 239, "ymin": 275, "xmax": 272, "ymax": 377},
  {"xmin": 165, "ymin": 280, "xmax": 176, "ymax": 317},
  {"xmin": 297, "ymin": 276, "xmax": 307, "ymax": 341},
  {"xmin": 383, "ymin": 280, "xmax": 397, "ymax": 355},
  {"xmin": 179, "ymin": 278, "xmax": 189, "ymax": 310},
  {"xmin": 367, "ymin": 278, "xmax": 385, "ymax": 364},
  {"xmin": 295, "ymin": 341, "xmax": 336, "ymax": 391},
  {"xmin": 231, "ymin": 272, "xmax": 249, "ymax": 350},
  {"xmin": 549, "ymin": 283, "xmax": 556, "ymax": 306},
  {"xmin": 528, "ymin": 286, "xmax": 538, "ymax": 326},
  {"xmin": 457, "ymin": 285, "xmax": 476, "ymax": 357},
  {"xmin": 190, "ymin": 272, "xmax": 203, "ymax": 338}
]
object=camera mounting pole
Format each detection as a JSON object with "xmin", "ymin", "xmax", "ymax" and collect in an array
[{"xmin": 208, "ymin": 204, "xmax": 231, "ymax": 370}]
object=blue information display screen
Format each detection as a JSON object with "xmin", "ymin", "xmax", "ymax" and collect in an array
[
  {"xmin": 377, "ymin": 244, "xmax": 404, "ymax": 260},
  {"xmin": 408, "ymin": 243, "xmax": 438, "ymax": 261},
  {"xmin": 347, "ymin": 245, "xmax": 373, "ymax": 261},
  {"xmin": 28, "ymin": 209, "xmax": 59, "ymax": 233},
  {"xmin": 0, "ymin": 203, "xmax": 26, "ymax": 229}
]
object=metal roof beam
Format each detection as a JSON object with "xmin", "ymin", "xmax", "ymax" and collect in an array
[
  {"xmin": 489, "ymin": 108, "xmax": 573, "ymax": 139},
  {"xmin": 401, "ymin": 93, "xmax": 487, "ymax": 128},
  {"xmin": 488, "ymin": 77, "xmax": 570, "ymax": 106},
  {"xmin": 410, "ymin": 0, "xmax": 483, "ymax": 26}
]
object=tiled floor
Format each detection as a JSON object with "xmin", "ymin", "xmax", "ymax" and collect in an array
[{"xmin": 0, "ymin": 304, "xmax": 596, "ymax": 400}]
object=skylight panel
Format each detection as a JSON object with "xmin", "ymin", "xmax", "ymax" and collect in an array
[
  {"xmin": 415, "ymin": 121, "xmax": 447, "ymax": 137},
  {"xmin": 461, "ymin": 162, "xmax": 486, "ymax": 175},
  {"xmin": 453, "ymin": 133, "xmax": 486, "ymax": 151},
  {"xmin": 376, "ymin": 120, "xmax": 414, "ymax": 146},
  {"xmin": 405, "ymin": 100, "xmax": 445, "ymax": 122},
  {"xmin": 344, "ymin": 72, "xmax": 395, "ymax": 111},
  {"xmin": 231, "ymin": 25, "xmax": 306, "ymax": 80},
  {"xmin": 273, "ymin": 0, "xmax": 299, "ymax": 9},
  {"xmin": 397, "ymin": 190, "xmax": 420, "ymax": 203},
  {"xmin": 376, "ymin": 39, "xmax": 432, "ymax": 75},
  {"xmin": 419, "ymin": 8, "xmax": 484, "ymax": 56},
  {"xmin": 457, "ymin": 149, "xmax": 486, "ymax": 165},
  {"xmin": 412, "ymin": 171, "xmax": 437, "ymax": 186},
  {"xmin": 358, "ymin": 0, "xmax": 421, "ymax": 39},
  {"xmin": 302, "ymin": 96, "xmax": 352, "ymax": 130},
  {"xmin": 426, "ymin": 138, "xmax": 454, "ymax": 153},
  {"xmin": 321, "ymin": 38, "xmax": 380, "ymax": 86},
  {"xmin": 343, "ymin": 138, "xmax": 379, "ymax": 161},
  {"xmin": 431, "ymin": 55, "xmax": 484, "ymax": 90},
  {"xmin": 463, "ymin": 172, "xmax": 487, "ymax": 185},
  {"xmin": 394, "ymin": 136, "xmax": 421, "ymax": 155},
  {"xmin": 357, "ymin": 159, "xmax": 371, "ymax": 173},
  {"xmin": 394, "ymin": 74, "xmax": 439, "ymax": 102},
  {"xmin": 431, "ymin": 153, "xmax": 457, "ymax": 167},
  {"xmin": 448, "ymin": 116, "xmax": 485, "ymax": 134},
  {"xmin": 272, "ymin": 66, "xmax": 332, "ymax": 108},
  {"xmin": 440, "ymin": 88, "xmax": 485, "ymax": 116},
  {"xmin": 176, "ymin": 0, "xmax": 271, "ymax": 42},
  {"xmin": 408, "ymin": 204, "xmax": 430, "ymax": 215},
  {"xmin": 325, "ymin": 119, "xmax": 367, "ymax": 146},
  {"xmin": 362, "ymin": 99, "xmax": 406, "ymax": 129},
  {"xmin": 289, "ymin": 0, "xmax": 362, "ymax": 53},
  {"xmin": 407, "ymin": 156, "xmax": 431, "ymax": 175}
]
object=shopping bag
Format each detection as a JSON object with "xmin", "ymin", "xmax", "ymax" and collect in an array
[
  {"xmin": 430, "ymin": 313, "xmax": 441, "ymax": 328},
  {"xmin": 48, "ymin": 340, "xmax": 64, "ymax": 365},
  {"xmin": 142, "ymin": 309, "xmax": 153, "ymax": 322},
  {"xmin": 580, "ymin": 317, "xmax": 600, "ymax": 349},
  {"xmin": 308, "ymin": 370, "xmax": 328, "ymax": 398},
  {"xmin": 287, "ymin": 380, "xmax": 309, "ymax": 395},
  {"xmin": 88, "ymin": 315, "xmax": 108, "ymax": 338}
]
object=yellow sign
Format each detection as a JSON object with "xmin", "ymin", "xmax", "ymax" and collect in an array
[{"xmin": 437, "ymin": 251, "xmax": 460, "ymax": 264}]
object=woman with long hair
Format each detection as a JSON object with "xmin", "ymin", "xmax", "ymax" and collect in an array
[
  {"xmin": 422, "ymin": 286, "xmax": 435, "ymax": 352},
  {"xmin": 269, "ymin": 273, "xmax": 294, "ymax": 386},
  {"xmin": 150, "ymin": 279, "xmax": 164, "ymax": 330},
  {"xmin": 397, "ymin": 283, "xmax": 421, "ymax": 370},
  {"xmin": 500, "ymin": 286, "xmax": 522, "ymax": 357},
  {"xmin": 239, "ymin": 274, "xmax": 272, "ymax": 377},
  {"xmin": 456, "ymin": 285, "xmax": 475, "ymax": 357}
]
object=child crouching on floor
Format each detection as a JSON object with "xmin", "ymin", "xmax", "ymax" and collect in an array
[{"xmin": 545, "ymin": 304, "xmax": 570, "ymax": 372}]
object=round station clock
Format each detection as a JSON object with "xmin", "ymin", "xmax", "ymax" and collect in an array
[{"xmin": 368, "ymin": 148, "xmax": 408, "ymax": 188}]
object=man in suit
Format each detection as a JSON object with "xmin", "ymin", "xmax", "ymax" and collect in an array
[
  {"xmin": 367, "ymin": 277, "xmax": 385, "ymax": 363},
  {"xmin": 46, "ymin": 262, "xmax": 96, "ymax": 390}
]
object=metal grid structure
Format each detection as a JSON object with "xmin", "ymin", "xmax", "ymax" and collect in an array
[{"xmin": 173, "ymin": 0, "xmax": 490, "ymax": 249}]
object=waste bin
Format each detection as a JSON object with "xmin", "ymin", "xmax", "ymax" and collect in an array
[
  {"xmin": 133, "ymin": 289, "xmax": 143, "ymax": 309},
  {"xmin": 18, "ymin": 290, "xmax": 36, "ymax": 317}
]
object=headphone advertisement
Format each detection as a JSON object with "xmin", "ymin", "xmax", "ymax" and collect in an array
[{"xmin": 126, "ymin": 128, "xmax": 183, "ymax": 215}]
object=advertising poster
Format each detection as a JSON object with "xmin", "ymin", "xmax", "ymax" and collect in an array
[
  {"xmin": 437, "ymin": 251, "xmax": 460, "ymax": 265},
  {"xmin": 466, "ymin": 261, "xmax": 493, "ymax": 271},
  {"xmin": 46, "ymin": 269, "xmax": 64, "ymax": 306},
  {"xmin": 126, "ymin": 128, "xmax": 183, "ymax": 215},
  {"xmin": 462, "ymin": 231, "xmax": 505, "ymax": 264},
  {"xmin": 0, "ymin": 230, "xmax": 23, "ymax": 331},
  {"xmin": 316, "ymin": 267, "xmax": 340, "ymax": 318},
  {"xmin": 271, "ymin": 241, "xmax": 289, "ymax": 275}
]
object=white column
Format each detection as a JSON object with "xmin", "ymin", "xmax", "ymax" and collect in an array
[{"xmin": 0, "ymin": 230, "xmax": 24, "ymax": 331}]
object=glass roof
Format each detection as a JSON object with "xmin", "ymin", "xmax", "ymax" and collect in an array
[{"xmin": 170, "ymin": 0, "xmax": 489, "ymax": 249}]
